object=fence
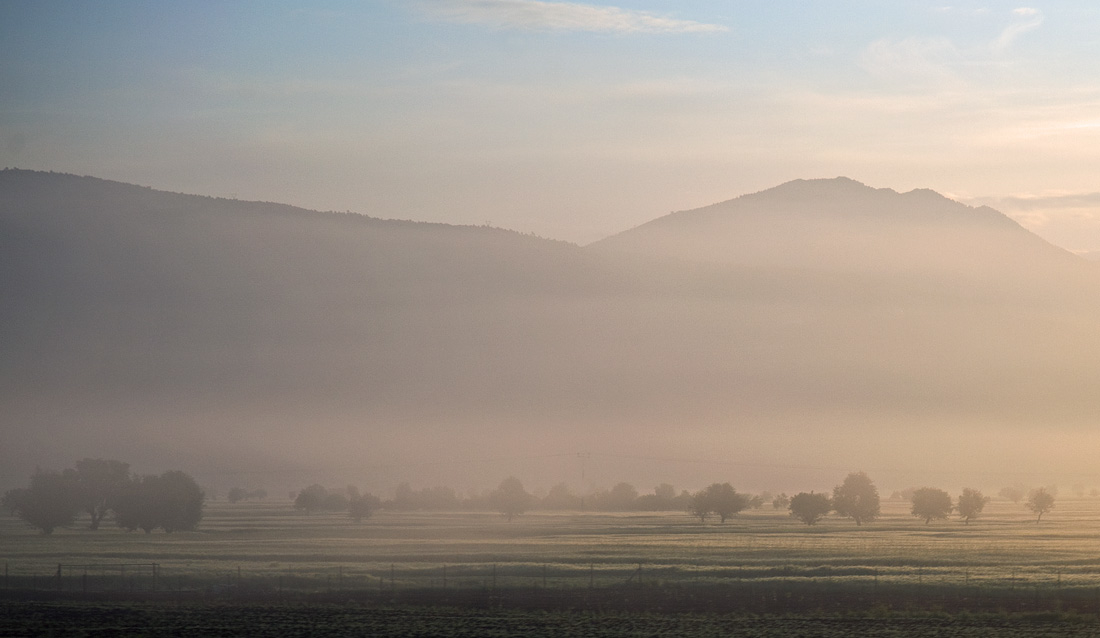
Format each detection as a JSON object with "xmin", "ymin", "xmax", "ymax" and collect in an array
[{"xmin": 6, "ymin": 560, "xmax": 1100, "ymax": 614}]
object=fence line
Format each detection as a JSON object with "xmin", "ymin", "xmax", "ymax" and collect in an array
[{"xmin": 6, "ymin": 560, "xmax": 1100, "ymax": 603}]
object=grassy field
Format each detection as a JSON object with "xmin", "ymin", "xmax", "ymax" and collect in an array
[
  {"xmin": 4, "ymin": 498, "xmax": 1100, "ymax": 589},
  {"xmin": 5, "ymin": 498, "xmax": 1100, "ymax": 634}
]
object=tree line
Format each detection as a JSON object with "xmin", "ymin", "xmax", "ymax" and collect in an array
[
  {"xmin": 286, "ymin": 472, "xmax": 1059, "ymax": 526},
  {"xmin": 1, "ymin": 459, "xmax": 205, "ymax": 535}
]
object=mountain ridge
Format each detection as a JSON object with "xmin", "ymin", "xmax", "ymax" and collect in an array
[
  {"xmin": 591, "ymin": 176, "xmax": 1082, "ymax": 285},
  {"xmin": 4, "ymin": 169, "xmax": 1100, "ymax": 491}
]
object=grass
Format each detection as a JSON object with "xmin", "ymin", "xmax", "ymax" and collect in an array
[
  {"xmin": 7, "ymin": 499, "xmax": 1100, "ymax": 634},
  {"xmin": 4, "ymin": 497, "xmax": 1100, "ymax": 597}
]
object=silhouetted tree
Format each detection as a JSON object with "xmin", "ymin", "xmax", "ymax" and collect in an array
[
  {"xmin": 832, "ymin": 472, "xmax": 880, "ymax": 526},
  {"xmin": 322, "ymin": 491, "xmax": 348, "ymax": 512},
  {"xmin": 348, "ymin": 492, "xmax": 381, "ymax": 523},
  {"xmin": 956, "ymin": 488, "xmax": 989, "ymax": 524},
  {"xmin": 910, "ymin": 487, "xmax": 953, "ymax": 524},
  {"xmin": 2, "ymin": 470, "xmax": 81, "ymax": 534},
  {"xmin": 490, "ymin": 476, "xmax": 531, "ymax": 521},
  {"xmin": 602, "ymin": 482, "xmax": 639, "ymax": 511},
  {"xmin": 772, "ymin": 493, "xmax": 790, "ymax": 510},
  {"xmin": 70, "ymin": 458, "xmax": 130, "ymax": 530},
  {"xmin": 693, "ymin": 483, "xmax": 749, "ymax": 523},
  {"xmin": 655, "ymin": 483, "xmax": 677, "ymax": 502},
  {"xmin": 113, "ymin": 471, "xmax": 204, "ymax": 533},
  {"xmin": 113, "ymin": 475, "xmax": 159, "ymax": 533},
  {"xmin": 788, "ymin": 491, "xmax": 831, "ymax": 525},
  {"xmin": 689, "ymin": 489, "xmax": 711, "ymax": 522},
  {"xmin": 294, "ymin": 484, "xmax": 328, "ymax": 515},
  {"xmin": 156, "ymin": 471, "xmax": 204, "ymax": 532},
  {"xmin": 540, "ymin": 483, "xmax": 583, "ymax": 510},
  {"xmin": 1026, "ymin": 487, "xmax": 1055, "ymax": 523}
]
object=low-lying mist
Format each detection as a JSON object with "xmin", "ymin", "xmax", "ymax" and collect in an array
[{"xmin": 3, "ymin": 171, "xmax": 1100, "ymax": 499}]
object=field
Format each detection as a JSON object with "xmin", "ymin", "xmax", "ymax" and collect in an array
[{"xmin": 5, "ymin": 498, "xmax": 1100, "ymax": 635}]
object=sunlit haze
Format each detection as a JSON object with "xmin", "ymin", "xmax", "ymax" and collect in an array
[{"xmin": 3, "ymin": 2, "xmax": 1100, "ymax": 501}]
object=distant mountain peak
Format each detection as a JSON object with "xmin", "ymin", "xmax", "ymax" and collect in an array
[{"xmin": 593, "ymin": 177, "xmax": 1078, "ymax": 276}]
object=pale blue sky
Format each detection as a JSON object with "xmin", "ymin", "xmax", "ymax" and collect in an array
[{"xmin": 3, "ymin": 1, "xmax": 1100, "ymax": 246}]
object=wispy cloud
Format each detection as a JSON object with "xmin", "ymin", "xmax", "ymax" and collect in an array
[
  {"xmin": 861, "ymin": 7, "xmax": 1045, "ymax": 88},
  {"xmin": 994, "ymin": 7, "xmax": 1043, "ymax": 51},
  {"xmin": 418, "ymin": 0, "xmax": 727, "ymax": 33},
  {"xmin": 970, "ymin": 192, "xmax": 1100, "ymax": 212}
]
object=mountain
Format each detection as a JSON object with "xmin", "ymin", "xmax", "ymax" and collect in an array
[
  {"xmin": 594, "ymin": 177, "xmax": 1084, "ymax": 287},
  {"xmin": 3, "ymin": 170, "xmax": 1100, "ymax": 492}
]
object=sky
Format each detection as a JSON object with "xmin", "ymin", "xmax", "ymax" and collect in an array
[{"xmin": 3, "ymin": 1, "xmax": 1100, "ymax": 248}]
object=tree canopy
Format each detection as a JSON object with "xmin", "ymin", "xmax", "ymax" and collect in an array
[
  {"xmin": 1026, "ymin": 487, "xmax": 1055, "ymax": 523},
  {"xmin": 691, "ymin": 483, "xmax": 750, "ymax": 523},
  {"xmin": 910, "ymin": 487, "xmax": 953, "ymax": 524},
  {"xmin": 832, "ymin": 472, "xmax": 880, "ymax": 526},
  {"xmin": 113, "ymin": 471, "xmax": 205, "ymax": 533},
  {"xmin": 956, "ymin": 488, "xmax": 989, "ymax": 524},
  {"xmin": 490, "ymin": 476, "xmax": 531, "ymax": 521},
  {"xmin": 788, "ymin": 491, "xmax": 831, "ymax": 525},
  {"xmin": 2, "ymin": 470, "xmax": 81, "ymax": 534}
]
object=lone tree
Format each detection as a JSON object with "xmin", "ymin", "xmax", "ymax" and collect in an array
[
  {"xmin": 788, "ymin": 491, "xmax": 832, "ymax": 525},
  {"xmin": 2, "ymin": 469, "xmax": 82, "ymax": 535},
  {"xmin": 70, "ymin": 458, "xmax": 131, "ymax": 530},
  {"xmin": 832, "ymin": 472, "xmax": 880, "ymax": 526},
  {"xmin": 490, "ymin": 476, "xmax": 531, "ymax": 521},
  {"xmin": 1026, "ymin": 487, "xmax": 1055, "ymax": 523},
  {"xmin": 155, "ymin": 471, "xmax": 205, "ymax": 532},
  {"xmin": 348, "ymin": 491, "xmax": 381, "ymax": 523},
  {"xmin": 910, "ymin": 487, "xmax": 953, "ymax": 524},
  {"xmin": 956, "ymin": 488, "xmax": 989, "ymax": 524},
  {"xmin": 689, "ymin": 489, "xmax": 711, "ymax": 522},
  {"xmin": 113, "ymin": 471, "xmax": 205, "ymax": 533},
  {"xmin": 692, "ymin": 483, "xmax": 750, "ymax": 523},
  {"xmin": 772, "ymin": 493, "xmax": 791, "ymax": 510},
  {"xmin": 294, "ymin": 484, "xmax": 329, "ymax": 515}
]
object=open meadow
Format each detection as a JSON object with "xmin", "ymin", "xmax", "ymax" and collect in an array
[{"xmin": 6, "ymin": 498, "xmax": 1100, "ymax": 635}]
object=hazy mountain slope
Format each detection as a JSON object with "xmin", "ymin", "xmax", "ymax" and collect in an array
[
  {"xmin": 3, "ymin": 170, "xmax": 1100, "ymax": 491},
  {"xmin": 593, "ymin": 177, "xmax": 1084, "ymax": 287}
]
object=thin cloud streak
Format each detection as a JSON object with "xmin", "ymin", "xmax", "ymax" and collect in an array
[
  {"xmin": 994, "ymin": 8, "xmax": 1043, "ymax": 52},
  {"xmin": 970, "ymin": 192, "xmax": 1100, "ymax": 212},
  {"xmin": 419, "ymin": 0, "xmax": 727, "ymax": 33}
]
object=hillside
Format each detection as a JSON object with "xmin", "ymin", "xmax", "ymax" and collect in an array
[
  {"xmin": 594, "ymin": 177, "xmax": 1084, "ymax": 286},
  {"xmin": 3, "ymin": 170, "xmax": 1100, "ymax": 491}
]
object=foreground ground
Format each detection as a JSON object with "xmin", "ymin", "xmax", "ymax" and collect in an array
[
  {"xmin": 4, "ymin": 498, "xmax": 1100, "ymax": 633},
  {"xmin": 3, "ymin": 601, "xmax": 1100, "ymax": 637}
]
